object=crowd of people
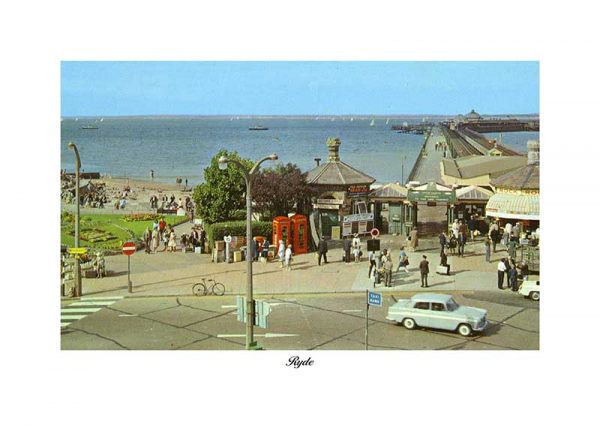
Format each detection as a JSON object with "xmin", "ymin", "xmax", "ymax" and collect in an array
[
  {"xmin": 150, "ymin": 194, "xmax": 194, "ymax": 214},
  {"xmin": 142, "ymin": 218, "xmax": 206, "ymax": 254}
]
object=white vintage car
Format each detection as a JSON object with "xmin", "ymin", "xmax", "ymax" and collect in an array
[
  {"xmin": 386, "ymin": 293, "xmax": 488, "ymax": 336},
  {"xmin": 518, "ymin": 280, "xmax": 540, "ymax": 301}
]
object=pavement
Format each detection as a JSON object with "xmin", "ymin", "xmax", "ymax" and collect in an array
[{"xmin": 66, "ymin": 216, "xmax": 532, "ymax": 299}]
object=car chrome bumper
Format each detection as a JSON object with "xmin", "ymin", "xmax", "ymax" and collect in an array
[{"xmin": 473, "ymin": 320, "xmax": 488, "ymax": 332}]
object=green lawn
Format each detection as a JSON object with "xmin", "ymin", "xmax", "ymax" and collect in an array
[{"xmin": 61, "ymin": 212, "xmax": 188, "ymax": 250}]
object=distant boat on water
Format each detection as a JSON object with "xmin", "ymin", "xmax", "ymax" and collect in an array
[
  {"xmin": 370, "ymin": 119, "xmax": 375, "ymax": 127},
  {"xmin": 385, "ymin": 118, "xmax": 390, "ymax": 125},
  {"xmin": 81, "ymin": 124, "xmax": 98, "ymax": 130},
  {"xmin": 350, "ymin": 117, "xmax": 354, "ymax": 122},
  {"xmin": 249, "ymin": 126, "xmax": 268, "ymax": 131}
]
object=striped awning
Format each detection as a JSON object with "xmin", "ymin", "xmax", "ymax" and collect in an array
[{"xmin": 485, "ymin": 192, "xmax": 539, "ymax": 220}]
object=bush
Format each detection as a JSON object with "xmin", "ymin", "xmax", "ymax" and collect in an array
[{"xmin": 205, "ymin": 221, "xmax": 273, "ymax": 249}]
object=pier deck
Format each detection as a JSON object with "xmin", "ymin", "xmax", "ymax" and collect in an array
[{"xmin": 406, "ymin": 126, "xmax": 446, "ymax": 185}]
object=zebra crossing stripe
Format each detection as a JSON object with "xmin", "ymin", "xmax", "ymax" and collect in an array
[
  {"xmin": 61, "ymin": 308, "xmax": 102, "ymax": 313},
  {"xmin": 70, "ymin": 301, "xmax": 117, "ymax": 307},
  {"xmin": 61, "ymin": 296, "xmax": 123, "ymax": 329},
  {"xmin": 61, "ymin": 315, "xmax": 87, "ymax": 321},
  {"xmin": 81, "ymin": 296, "xmax": 124, "ymax": 300}
]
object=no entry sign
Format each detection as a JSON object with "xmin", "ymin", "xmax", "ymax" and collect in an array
[
  {"xmin": 122, "ymin": 241, "xmax": 136, "ymax": 256},
  {"xmin": 370, "ymin": 228, "xmax": 380, "ymax": 238}
]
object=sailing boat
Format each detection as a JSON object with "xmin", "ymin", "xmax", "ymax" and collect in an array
[
  {"xmin": 385, "ymin": 118, "xmax": 390, "ymax": 125},
  {"xmin": 369, "ymin": 119, "xmax": 375, "ymax": 127},
  {"xmin": 350, "ymin": 117, "xmax": 354, "ymax": 122}
]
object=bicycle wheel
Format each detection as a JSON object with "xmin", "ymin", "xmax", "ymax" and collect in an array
[
  {"xmin": 192, "ymin": 282, "xmax": 207, "ymax": 296},
  {"xmin": 212, "ymin": 282, "xmax": 225, "ymax": 296}
]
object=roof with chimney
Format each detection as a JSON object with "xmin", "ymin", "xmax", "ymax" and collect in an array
[{"xmin": 306, "ymin": 138, "xmax": 376, "ymax": 186}]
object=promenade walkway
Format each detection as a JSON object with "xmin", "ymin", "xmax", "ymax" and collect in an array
[
  {"xmin": 68, "ymin": 233, "xmax": 526, "ymax": 300},
  {"xmin": 406, "ymin": 126, "xmax": 446, "ymax": 184}
]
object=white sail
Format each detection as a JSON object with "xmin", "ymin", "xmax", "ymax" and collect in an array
[{"xmin": 370, "ymin": 119, "xmax": 375, "ymax": 127}]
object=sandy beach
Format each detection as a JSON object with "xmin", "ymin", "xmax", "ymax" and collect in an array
[{"xmin": 62, "ymin": 176, "xmax": 193, "ymax": 214}]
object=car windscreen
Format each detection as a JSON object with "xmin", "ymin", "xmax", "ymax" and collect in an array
[{"xmin": 446, "ymin": 298, "xmax": 459, "ymax": 311}]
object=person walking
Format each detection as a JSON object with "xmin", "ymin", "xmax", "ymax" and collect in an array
[
  {"xmin": 261, "ymin": 238, "xmax": 270, "ymax": 259},
  {"xmin": 507, "ymin": 236, "xmax": 518, "ymax": 259},
  {"xmin": 284, "ymin": 244, "xmax": 293, "ymax": 270},
  {"xmin": 343, "ymin": 236, "xmax": 351, "ymax": 263},
  {"xmin": 151, "ymin": 228, "xmax": 159, "ymax": 253},
  {"xmin": 317, "ymin": 236, "xmax": 328, "ymax": 266},
  {"xmin": 503, "ymin": 222, "xmax": 512, "ymax": 246},
  {"xmin": 396, "ymin": 246, "xmax": 409, "ymax": 273},
  {"xmin": 509, "ymin": 264, "xmax": 519, "ymax": 292},
  {"xmin": 168, "ymin": 230, "xmax": 177, "ymax": 252},
  {"xmin": 489, "ymin": 222, "xmax": 499, "ymax": 253},
  {"xmin": 468, "ymin": 215, "xmax": 477, "ymax": 241},
  {"xmin": 520, "ymin": 262, "xmax": 529, "ymax": 281},
  {"xmin": 451, "ymin": 219, "xmax": 460, "ymax": 239},
  {"xmin": 457, "ymin": 232, "xmax": 466, "ymax": 257},
  {"xmin": 419, "ymin": 255, "xmax": 429, "ymax": 288},
  {"xmin": 408, "ymin": 228, "xmax": 419, "ymax": 251},
  {"xmin": 383, "ymin": 254, "xmax": 393, "ymax": 287},
  {"xmin": 497, "ymin": 258, "xmax": 507, "ymax": 289},
  {"xmin": 278, "ymin": 240, "xmax": 285, "ymax": 267},
  {"xmin": 143, "ymin": 226, "xmax": 152, "ymax": 254},
  {"xmin": 438, "ymin": 231, "xmax": 447, "ymax": 255},
  {"xmin": 368, "ymin": 250, "xmax": 376, "ymax": 278},
  {"xmin": 484, "ymin": 235, "xmax": 491, "ymax": 263},
  {"xmin": 251, "ymin": 237, "xmax": 258, "ymax": 262},
  {"xmin": 352, "ymin": 234, "xmax": 361, "ymax": 263},
  {"xmin": 440, "ymin": 250, "xmax": 450, "ymax": 275}
]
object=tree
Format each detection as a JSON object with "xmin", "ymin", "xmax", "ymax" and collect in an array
[
  {"xmin": 192, "ymin": 150, "xmax": 253, "ymax": 224},
  {"xmin": 252, "ymin": 163, "xmax": 316, "ymax": 220}
]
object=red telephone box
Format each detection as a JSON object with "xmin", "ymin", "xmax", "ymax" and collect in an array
[
  {"xmin": 272, "ymin": 216, "xmax": 291, "ymax": 247},
  {"xmin": 290, "ymin": 214, "xmax": 308, "ymax": 255}
]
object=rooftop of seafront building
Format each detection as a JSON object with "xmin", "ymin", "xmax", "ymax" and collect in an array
[
  {"xmin": 306, "ymin": 138, "xmax": 376, "ymax": 186},
  {"xmin": 442, "ymin": 155, "xmax": 528, "ymax": 179}
]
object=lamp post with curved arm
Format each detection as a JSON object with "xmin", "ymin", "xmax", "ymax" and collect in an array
[
  {"xmin": 68, "ymin": 142, "xmax": 82, "ymax": 297},
  {"xmin": 218, "ymin": 153, "xmax": 278, "ymax": 350}
]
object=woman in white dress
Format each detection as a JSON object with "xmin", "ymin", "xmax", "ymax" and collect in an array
[
  {"xmin": 168, "ymin": 230, "xmax": 177, "ymax": 252},
  {"xmin": 352, "ymin": 234, "xmax": 361, "ymax": 263}
]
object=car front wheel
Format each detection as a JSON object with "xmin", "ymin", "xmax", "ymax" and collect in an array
[
  {"xmin": 457, "ymin": 324, "xmax": 472, "ymax": 336},
  {"xmin": 403, "ymin": 318, "xmax": 416, "ymax": 330},
  {"xmin": 530, "ymin": 291, "xmax": 540, "ymax": 301}
]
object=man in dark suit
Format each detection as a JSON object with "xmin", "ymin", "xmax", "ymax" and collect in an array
[
  {"xmin": 343, "ymin": 236, "xmax": 351, "ymax": 263},
  {"xmin": 317, "ymin": 236, "xmax": 328, "ymax": 266},
  {"xmin": 438, "ymin": 232, "xmax": 447, "ymax": 255},
  {"xmin": 419, "ymin": 255, "xmax": 429, "ymax": 288}
]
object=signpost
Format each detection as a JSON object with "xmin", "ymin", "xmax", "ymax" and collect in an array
[
  {"xmin": 68, "ymin": 247, "xmax": 88, "ymax": 255},
  {"xmin": 236, "ymin": 296, "xmax": 272, "ymax": 329},
  {"xmin": 122, "ymin": 241, "xmax": 136, "ymax": 293},
  {"xmin": 365, "ymin": 290, "xmax": 382, "ymax": 350}
]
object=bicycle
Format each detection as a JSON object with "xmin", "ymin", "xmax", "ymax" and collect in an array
[{"xmin": 192, "ymin": 278, "xmax": 225, "ymax": 296}]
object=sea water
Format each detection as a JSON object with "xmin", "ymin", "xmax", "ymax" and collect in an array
[{"xmin": 60, "ymin": 117, "xmax": 536, "ymax": 186}]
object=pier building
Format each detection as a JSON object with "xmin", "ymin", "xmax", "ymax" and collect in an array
[{"xmin": 306, "ymin": 138, "xmax": 376, "ymax": 239}]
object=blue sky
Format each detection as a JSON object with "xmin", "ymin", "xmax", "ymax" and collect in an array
[{"xmin": 61, "ymin": 61, "xmax": 539, "ymax": 116}]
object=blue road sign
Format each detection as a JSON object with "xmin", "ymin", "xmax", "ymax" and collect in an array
[{"xmin": 368, "ymin": 291, "xmax": 382, "ymax": 306}]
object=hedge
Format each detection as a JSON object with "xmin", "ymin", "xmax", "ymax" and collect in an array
[{"xmin": 205, "ymin": 220, "xmax": 273, "ymax": 249}]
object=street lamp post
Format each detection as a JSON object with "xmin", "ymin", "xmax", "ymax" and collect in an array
[
  {"xmin": 68, "ymin": 142, "xmax": 82, "ymax": 297},
  {"xmin": 218, "ymin": 153, "xmax": 278, "ymax": 350}
]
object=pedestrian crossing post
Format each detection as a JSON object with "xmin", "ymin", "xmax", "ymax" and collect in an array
[
  {"xmin": 365, "ymin": 290, "xmax": 369, "ymax": 351},
  {"xmin": 127, "ymin": 255, "xmax": 132, "ymax": 293}
]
